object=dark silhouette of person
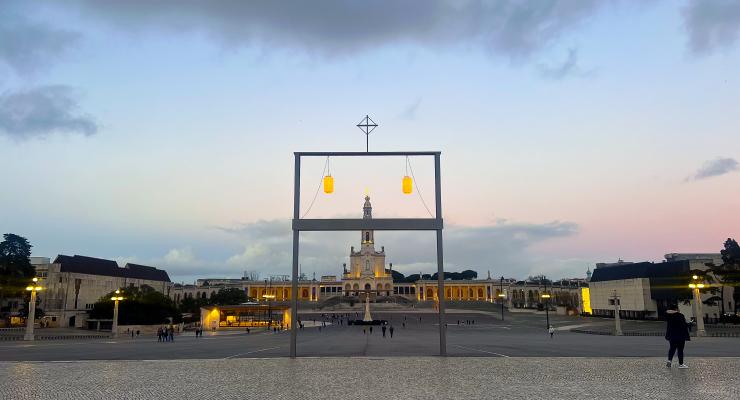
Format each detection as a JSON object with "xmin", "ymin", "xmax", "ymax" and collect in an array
[
  {"xmin": 382, "ymin": 326, "xmax": 386, "ymax": 337},
  {"xmin": 389, "ymin": 326, "xmax": 394, "ymax": 338},
  {"xmin": 665, "ymin": 303, "xmax": 691, "ymax": 368}
]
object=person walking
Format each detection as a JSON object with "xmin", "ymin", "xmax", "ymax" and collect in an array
[
  {"xmin": 382, "ymin": 326, "xmax": 387, "ymax": 337},
  {"xmin": 548, "ymin": 325, "xmax": 555, "ymax": 338},
  {"xmin": 389, "ymin": 326, "xmax": 394, "ymax": 338},
  {"xmin": 665, "ymin": 303, "xmax": 691, "ymax": 369}
]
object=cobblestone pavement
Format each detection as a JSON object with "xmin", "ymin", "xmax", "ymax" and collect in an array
[
  {"xmin": 1, "ymin": 357, "xmax": 738, "ymax": 400},
  {"xmin": 2, "ymin": 311, "xmax": 740, "ymax": 361}
]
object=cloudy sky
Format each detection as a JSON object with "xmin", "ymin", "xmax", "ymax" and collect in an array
[{"xmin": 2, "ymin": 0, "xmax": 739, "ymax": 283}]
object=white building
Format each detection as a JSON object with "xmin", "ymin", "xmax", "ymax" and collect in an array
[
  {"xmin": 36, "ymin": 255, "xmax": 172, "ymax": 328},
  {"xmin": 589, "ymin": 253, "xmax": 731, "ymax": 320}
]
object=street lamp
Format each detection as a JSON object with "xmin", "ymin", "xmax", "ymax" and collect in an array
[
  {"xmin": 24, "ymin": 278, "xmax": 43, "ymax": 341},
  {"xmin": 611, "ymin": 291, "xmax": 623, "ymax": 336},
  {"xmin": 541, "ymin": 293, "xmax": 551, "ymax": 330},
  {"xmin": 498, "ymin": 276, "xmax": 505, "ymax": 321},
  {"xmin": 110, "ymin": 290, "xmax": 124, "ymax": 338},
  {"xmin": 263, "ymin": 294, "xmax": 276, "ymax": 328},
  {"xmin": 264, "ymin": 277, "xmax": 274, "ymax": 329},
  {"xmin": 689, "ymin": 275, "xmax": 706, "ymax": 337}
]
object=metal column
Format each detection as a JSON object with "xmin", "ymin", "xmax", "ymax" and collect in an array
[
  {"xmin": 290, "ymin": 155, "xmax": 300, "ymax": 358},
  {"xmin": 434, "ymin": 153, "xmax": 446, "ymax": 356}
]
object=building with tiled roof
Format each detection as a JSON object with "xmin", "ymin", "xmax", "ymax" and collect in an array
[{"xmin": 35, "ymin": 255, "xmax": 172, "ymax": 328}]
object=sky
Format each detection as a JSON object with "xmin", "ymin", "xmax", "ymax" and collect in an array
[{"xmin": 1, "ymin": 0, "xmax": 739, "ymax": 283}]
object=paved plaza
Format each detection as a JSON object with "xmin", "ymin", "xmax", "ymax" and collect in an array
[
  {"xmin": 2, "ymin": 357, "xmax": 739, "ymax": 400},
  {"xmin": 2, "ymin": 311, "xmax": 739, "ymax": 399},
  {"xmin": 1, "ymin": 311, "xmax": 739, "ymax": 361}
]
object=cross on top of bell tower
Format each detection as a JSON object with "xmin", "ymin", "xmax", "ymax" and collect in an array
[{"xmin": 363, "ymin": 195, "xmax": 372, "ymax": 219}]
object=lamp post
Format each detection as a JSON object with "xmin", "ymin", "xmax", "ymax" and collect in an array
[
  {"xmin": 611, "ymin": 291, "xmax": 622, "ymax": 336},
  {"xmin": 110, "ymin": 290, "xmax": 124, "ymax": 338},
  {"xmin": 541, "ymin": 293, "xmax": 551, "ymax": 330},
  {"xmin": 689, "ymin": 275, "xmax": 706, "ymax": 337},
  {"xmin": 498, "ymin": 276, "xmax": 505, "ymax": 321},
  {"xmin": 540, "ymin": 277, "xmax": 551, "ymax": 330},
  {"xmin": 24, "ymin": 278, "xmax": 43, "ymax": 341},
  {"xmin": 264, "ymin": 277, "xmax": 274, "ymax": 329}
]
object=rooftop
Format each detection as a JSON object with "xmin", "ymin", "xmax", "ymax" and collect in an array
[{"xmin": 53, "ymin": 255, "xmax": 171, "ymax": 282}]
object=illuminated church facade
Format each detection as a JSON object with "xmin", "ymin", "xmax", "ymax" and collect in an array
[
  {"xmin": 175, "ymin": 197, "xmax": 587, "ymax": 322},
  {"xmin": 341, "ymin": 195, "xmax": 394, "ymax": 297}
]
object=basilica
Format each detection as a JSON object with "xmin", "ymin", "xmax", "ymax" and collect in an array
[
  {"xmin": 341, "ymin": 195, "xmax": 394, "ymax": 297},
  {"xmin": 175, "ymin": 197, "xmax": 586, "ymax": 318}
]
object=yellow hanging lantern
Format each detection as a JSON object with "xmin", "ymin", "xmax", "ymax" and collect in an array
[
  {"xmin": 402, "ymin": 175, "xmax": 412, "ymax": 194},
  {"xmin": 323, "ymin": 175, "xmax": 334, "ymax": 194}
]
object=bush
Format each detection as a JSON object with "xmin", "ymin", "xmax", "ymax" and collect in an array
[{"xmin": 89, "ymin": 285, "xmax": 181, "ymax": 324}]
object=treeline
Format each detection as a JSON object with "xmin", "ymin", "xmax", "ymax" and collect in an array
[
  {"xmin": 389, "ymin": 269, "xmax": 478, "ymax": 283},
  {"xmin": 90, "ymin": 286, "xmax": 253, "ymax": 324}
]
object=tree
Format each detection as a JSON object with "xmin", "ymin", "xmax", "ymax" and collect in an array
[
  {"xmin": 210, "ymin": 288, "xmax": 248, "ymax": 305},
  {"xmin": 178, "ymin": 296, "xmax": 208, "ymax": 315},
  {"xmin": 430, "ymin": 270, "xmax": 478, "ymax": 281},
  {"xmin": 709, "ymin": 238, "xmax": 740, "ymax": 315},
  {"xmin": 0, "ymin": 234, "xmax": 35, "ymax": 311},
  {"xmin": 388, "ymin": 270, "xmax": 406, "ymax": 283},
  {"xmin": 89, "ymin": 285, "xmax": 181, "ymax": 325},
  {"xmin": 0, "ymin": 233, "xmax": 34, "ymax": 277}
]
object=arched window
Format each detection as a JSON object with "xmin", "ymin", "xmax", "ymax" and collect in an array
[
  {"xmin": 478, "ymin": 288, "xmax": 484, "ymax": 298},
  {"xmin": 302, "ymin": 289, "xmax": 309, "ymax": 298},
  {"xmin": 345, "ymin": 284, "xmax": 351, "ymax": 291},
  {"xmin": 364, "ymin": 283, "xmax": 371, "ymax": 291},
  {"xmin": 427, "ymin": 288, "xmax": 433, "ymax": 298}
]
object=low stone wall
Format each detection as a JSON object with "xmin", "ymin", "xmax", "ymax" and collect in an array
[
  {"xmin": 116, "ymin": 324, "xmax": 183, "ymax": 336},
  {"xmin": 570, "ymin": 328, "xmax": 740, "ymax": 338}
]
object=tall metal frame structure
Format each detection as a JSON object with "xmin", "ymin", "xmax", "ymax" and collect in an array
[{"xmin": 291, "ymin": 151, "xmax": 446, "ymax": 357}]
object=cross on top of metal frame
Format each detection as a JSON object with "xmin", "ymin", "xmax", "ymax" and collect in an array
[{"xmin": 357, "ymin": 115, "xmax": 378, "ymax": 151}]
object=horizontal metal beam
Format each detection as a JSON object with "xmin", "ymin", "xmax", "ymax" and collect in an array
[
  {"xmin": 295, "ymin": 151, "xmax": 440, "ymax": 157},
  {"xmin": 293, "ymin": 218, "xmax": 442, "ymax": 231}
]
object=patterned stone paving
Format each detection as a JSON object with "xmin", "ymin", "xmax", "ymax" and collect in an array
[{"xmin": 1, "ymin": 357, "xmax": 739, "ymax": 400}]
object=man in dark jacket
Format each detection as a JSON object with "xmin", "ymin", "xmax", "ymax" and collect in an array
[{"xmin": 665, "ymin": 304, "xmax": 691, "ymax": 369}]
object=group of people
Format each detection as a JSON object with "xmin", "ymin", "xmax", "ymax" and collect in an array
[
  {"xmin": 157, "ymin": 325, "xmax": 175, "ymax": 342},
  {"xmin": 361, "ymin": 324, "xmax": 395, "ymax": 338}
]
